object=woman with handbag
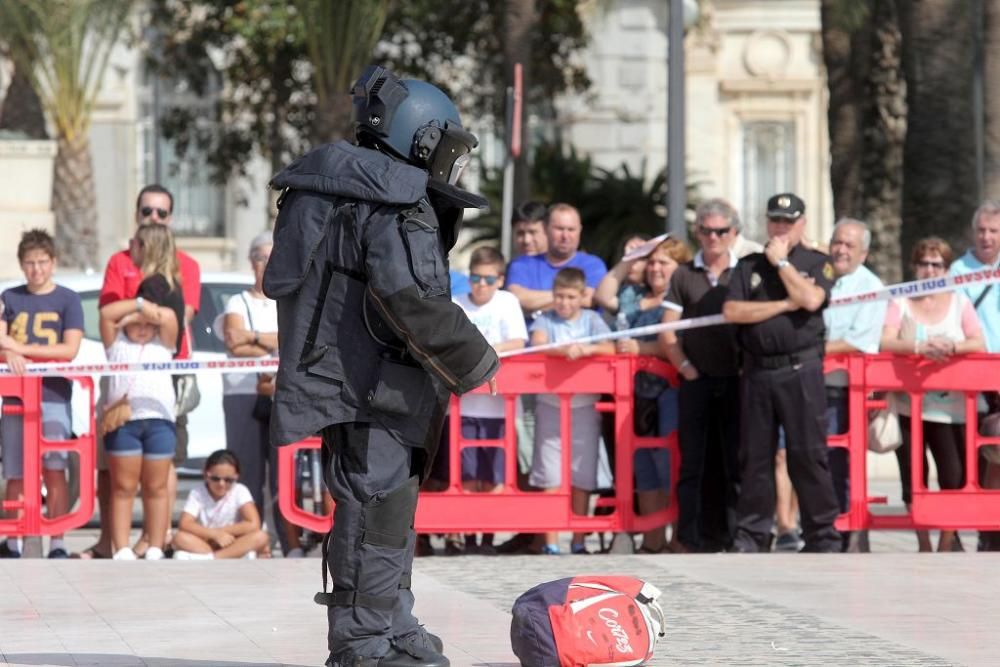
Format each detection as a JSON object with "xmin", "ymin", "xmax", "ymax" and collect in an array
[
  {"xmin": 880, "ymin": 237, "xmax": 986, "ymax": 552},
  {"xmin": 100, "ymin": 223, "xmax": 183, "ymax": 560},
  {"xmin": 218, "ymin": 232, "xmax": 295, "ymax": 556}
]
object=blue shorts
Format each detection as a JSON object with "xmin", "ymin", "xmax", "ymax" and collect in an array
[
  {"xmin": 459, "ymin": 417, "xmax": 506, "ymax": 484},
  {"xmin": 1, "ymin": 399, "xmax": 72, "ymax": 480},
  {"xmin": 104, "ymin": 419, "xmax": 176, "ymax": 460}
]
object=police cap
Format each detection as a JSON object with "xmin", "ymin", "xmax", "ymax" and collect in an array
[{"xmin": 766, "ymin": 193, "xmax": 806, "ymax": 220}]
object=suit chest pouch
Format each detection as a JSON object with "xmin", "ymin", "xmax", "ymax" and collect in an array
[{"xmin": 399, "ymin": 213, "xmax": 448, "ymax": 297}]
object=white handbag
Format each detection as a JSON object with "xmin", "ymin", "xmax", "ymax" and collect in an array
[{"xmin": 868, "ymin": 395, "xmax": 903, "ymax": 453}]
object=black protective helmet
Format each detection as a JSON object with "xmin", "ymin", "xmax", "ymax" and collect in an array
[{"xmin": 351, "ymin": 65, "xmax": 477, "ymax": 186}]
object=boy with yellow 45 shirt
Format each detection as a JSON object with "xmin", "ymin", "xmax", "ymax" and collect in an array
[{"xmin": 0, "ymin": 229, "xmax": 83, "ymax": 559}]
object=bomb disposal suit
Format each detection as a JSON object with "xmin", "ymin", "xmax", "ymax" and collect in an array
[{"xmin": 263, "ymin": 67, "xmax": 499, "ymax": 667}]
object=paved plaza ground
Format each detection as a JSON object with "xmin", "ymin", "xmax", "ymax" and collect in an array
[{"xmin": 2, "ymin": 548, "xmax": 999, "ymax": 667}]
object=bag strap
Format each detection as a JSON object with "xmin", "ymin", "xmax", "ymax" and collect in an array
[
  {"xmin": 239, "ymin": 292, "xmax": 257, "ymax": 332},
  {"xmin": 975, "ymin": 284, "xmax": 994, "ymax": 310}
]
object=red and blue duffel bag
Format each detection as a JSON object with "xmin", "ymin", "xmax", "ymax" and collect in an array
[{"xmin": 510, "ymin": 575, "xmax": 666, "ymax": 667}]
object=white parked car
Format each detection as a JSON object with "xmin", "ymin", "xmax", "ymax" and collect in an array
[{"xmin": 0, "ymin": 271, "xmax": 255, "ymax": 474}]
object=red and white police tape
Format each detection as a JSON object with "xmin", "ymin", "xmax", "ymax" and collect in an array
[{"xmin": 3, "ymin": 267, "xmax": 998, "ymax": 374}]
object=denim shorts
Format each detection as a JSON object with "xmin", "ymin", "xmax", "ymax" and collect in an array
[
  {"xmin": 104, "ymin": 418, "xmax": 177, "ymax": 460},
  {"xmin": 1, "ymin": 399, "xmax": 72, "ymax": 480}
]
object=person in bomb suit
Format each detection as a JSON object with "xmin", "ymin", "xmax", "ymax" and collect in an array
[{"xmin": 263, "ymin": 66, "xmax": 499, "ymax": 667}]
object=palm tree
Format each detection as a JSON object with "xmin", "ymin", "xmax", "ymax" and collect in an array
[
  {"xmin": 293, "ymin": 0, "xmax": 391, "ymax": 144},
  {"xmin": 821, "ymin": 0, "xmax": 906, "ymax": 282},
  {"xmin": 985, "ymin": 0, "xmax": 1000, "ymax": 197},
  {"xmin": 0, "ymin": 0, "xmax": 133, "ymax": 269},
  {"xmin": 898, "ymin": 0, "xmax": 978, "ymax": 260}
]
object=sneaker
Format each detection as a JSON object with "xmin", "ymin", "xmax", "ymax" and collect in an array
[
  {"xmin": 144, "ymin": 546, "xmax": 165, "ymax": 561},
  {"xmin": 0, "ymin": 542, "xmax": 21, "ymax": 559},
  {"xmin": 285, "ymin": 547, "xmax": 305, "ymax": 559},
  {"xmin": 47, "ymin": 548, "xmax": 69, "ymax": 559},
  {"xmin": 244, "ymin": 550, "xmax": 257, "ymax": 560},
  {"xmin": 542, "ymin": 544, "xmax": 561, "ymax": 555},
  {"xmin": 774, "ymin": 530, "xmax": 805, "ymax": 552},
  {"xmin": 570, "ymin": 543, "xmax": 589, "ymax": 555},
  {"xmin": 173, "ymin": 550, "xmax": 214, "ymax": 561},
  {"xmin": 112, "ymin": 547, "xmax": 137, "ymax": 561},
  {"xmin": 478, "ymin": 543, "xmax": 497, "ymax": 556}
]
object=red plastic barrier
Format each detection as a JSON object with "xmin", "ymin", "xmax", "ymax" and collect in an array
[
  {"xmin": 279, "ymin": 352, "xmax": 1000, "ymax": 535},
  {"xmin": 0, "ymin": 376, "xmax": 96, "ymax": 537},
  {"xmin": 278, "ymin": 354, "xmax": 678, "ymax": 534},
  {"xmin": 859, "ymin": 352, "xmax": 1000, "ymax": 530}
]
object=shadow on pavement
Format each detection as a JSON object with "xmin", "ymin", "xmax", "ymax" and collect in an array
[{"xmin": 3, "ymin": 654, "xmax": 312, "ymax": 667}]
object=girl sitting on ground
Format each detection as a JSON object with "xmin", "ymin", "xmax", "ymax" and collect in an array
[{"xmin": 171, "ymin": 450, "xmax": 269, "ymax": 560}]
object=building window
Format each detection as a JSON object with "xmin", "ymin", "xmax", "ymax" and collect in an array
[
  {"xmin": 139, "ymin": 72, "xmax": 225, "ymax": 237},
  {"xmin": 742, "ymin": 120, "xmax": 796, "ymax": 239}
]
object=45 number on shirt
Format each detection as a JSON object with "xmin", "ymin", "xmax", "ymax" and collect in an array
[{"xmin": 9, "ymin": 311, "xmax": 60, "ymax": 345}]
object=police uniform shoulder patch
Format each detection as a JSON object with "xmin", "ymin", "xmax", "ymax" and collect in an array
[
  {"xmin": 750, "ymin": 272, "xmax": 762, "ymax": 289},
  {"xmin": 822, "ymin": 262, "xmax": 834, "ymax": 280}
]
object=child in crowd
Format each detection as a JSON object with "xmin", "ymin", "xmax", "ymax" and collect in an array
[
  {"xmin": 0, "ymin": 230, "xmax": 84, "ymax": 559},
  {"xmin": 451, "ymin": 247, "xmax": 527, "ymax": 554},
  {"xmin": 529, "ymin": 267, "xmax": 615, "ymax": 554},
  {"xmin": 171, "ymin": 450, "xmax": 269, "ymax": 560},
  {"xmin": 100, "ymin": 223, "xmax": 182, "ymax": 560}
]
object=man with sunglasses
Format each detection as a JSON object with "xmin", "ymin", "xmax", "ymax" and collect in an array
[
  {"xmin": 660, "ymin": 198, "xmax": 742, "ymax": 553},
  {"xmin": 264, "ymin": 66, "xmax": 497, "ymax": 667},
  {"xmin": 77, "ymin": 184, "xmax": 203, "ymax": 562},
  {"xmin": 723, "ymin": 192, "xmax": 842, "ymax": 553}
]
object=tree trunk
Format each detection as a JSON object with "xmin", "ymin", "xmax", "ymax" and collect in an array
[
  {"xmin": 503, "ymin": 0, "xmax": 536, "ymax": 204},
  {"xmin": 52, "ymin": 134, "xmax": 99, "ymax": 270},
  {"xmin": 820, "ymin": 0, "xmax": 871, "ymax": 219},
  {"xmin": 984, "ymin": 0, "xmax": 1000, "ymax": 197},
  {"xmin": 311, "ymin": 91, "xmax": 353, "ymax": 147},
  {"xmin": 898, "ymin": 0, "xmax": 978, "ymax": 266},
  {"xmin": 860, "ymin": 0, "xmax": 906, "ymax": 284},
  {"xmin": 0, "ymin": 65, "xmax": 48, "ymax": 139}
]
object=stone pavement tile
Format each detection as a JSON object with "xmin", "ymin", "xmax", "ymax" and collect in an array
[{"xmin": 413, "ymin": 554, "xmax": 976, "ymax": 666}]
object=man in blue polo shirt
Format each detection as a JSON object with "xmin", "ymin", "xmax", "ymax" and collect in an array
[
  {"xmin": 950, "ymin": 200, "xmax": 1000, "ymax": 351},
  {"xmin": 506, "ymin": 203, "xmax": 607, "ymax": 322},
  {"xmin": 949, "ymin": 199, "xmax": 1000, "ymax": 551}
]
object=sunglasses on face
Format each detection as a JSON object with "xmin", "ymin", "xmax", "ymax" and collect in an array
[
  {"xmin": 207, "ymin": 475, "xmax": 237, "ymax": 485},
  {"xmin": 469, "ymin": 274, "xmax": 500, "ymax": 286},
  {"xmin": 140, "ymin": 206, "xmax": 170, "ymax": 220},
  {"xmin": 698, "ymin": 226, "xmax": 731, "ymax": 237},
  {"xmin": 915, "ymin": 260, "xmax": 945, "ymax": 269}
]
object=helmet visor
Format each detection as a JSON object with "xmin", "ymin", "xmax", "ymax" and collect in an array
[{"xmin": 428, "ymin": 124, "xmax": 477, "ymax": 185}]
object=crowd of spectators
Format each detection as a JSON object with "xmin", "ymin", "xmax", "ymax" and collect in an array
[{"xmin": 2, "ymin": 187, "xmax": 1000, "ymax": 558}]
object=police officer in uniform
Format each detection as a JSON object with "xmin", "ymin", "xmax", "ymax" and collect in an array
[
  {"xmin": 722, "ymin": 193, "xmax": 841, "ymax": 553},
  {"xmin": 263, "ymin": 66, "xmax": 499, "ymax": 667}
]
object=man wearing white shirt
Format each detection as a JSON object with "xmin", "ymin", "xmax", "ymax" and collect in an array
[{"xmin": 824, "ymin": 219, "xmax": 887, "ymax": 552}]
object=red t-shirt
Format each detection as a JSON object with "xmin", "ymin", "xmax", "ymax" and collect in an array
[{"xmin": 99, "ymin": 249, "xmax": 202, "ymax": 359}]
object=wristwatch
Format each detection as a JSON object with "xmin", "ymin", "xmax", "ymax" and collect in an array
[
  {"xmin": 135, "ymin": 296, "xmax": 144, "ymax": 313},
  {"xmin": 776, "ymin": 258, "xmax": 790, "ymax": 270}
]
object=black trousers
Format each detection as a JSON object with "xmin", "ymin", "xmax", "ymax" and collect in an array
[
  {"xmin": 321, "ymin": 421, "xmax": 434, "ymax": 661},
  {"xmin": 733, "ymin": 359, "xmax": 841, "ymax": 552},
  {"xmin": 676, "ymin": 375, "xmax": 741, "ymax": 550}
]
